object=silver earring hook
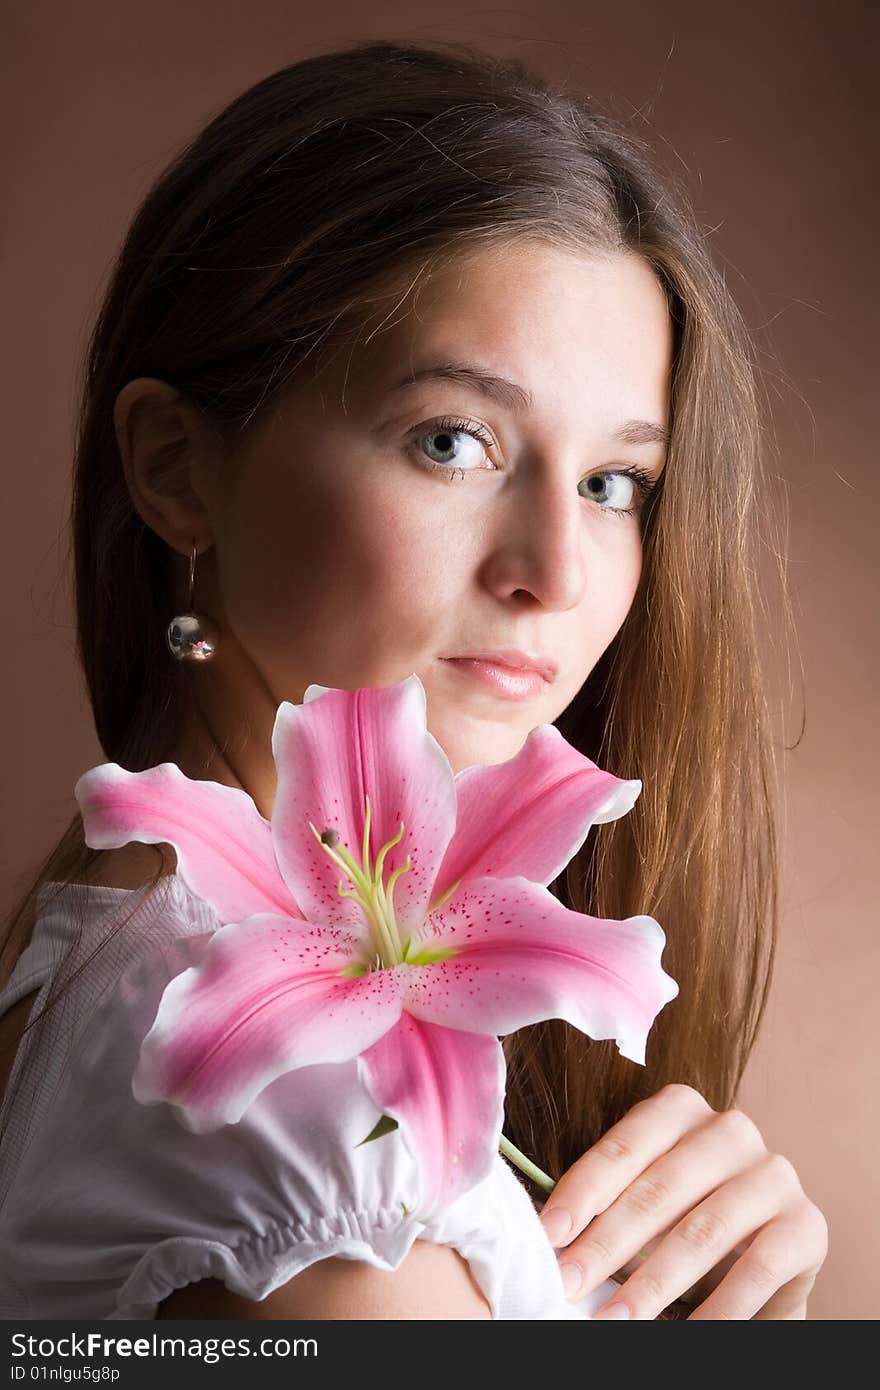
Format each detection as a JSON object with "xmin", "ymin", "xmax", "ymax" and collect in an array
[{"xmin": 166, "ymin": 541, "xmax": 218, "ymax": 662}]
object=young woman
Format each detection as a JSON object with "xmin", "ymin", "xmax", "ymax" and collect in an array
[{"xmin": 0, "ymin": 40, "xmax": 827, "ymax": 1320}]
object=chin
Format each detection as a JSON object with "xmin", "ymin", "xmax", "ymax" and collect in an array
[
  {"xmin": 422, "ymin": 674, "xmax": 539, "ymax": 768},
  {"xmin": 436, "ymin": 728, "xmax": 526, "ymax": 777}
]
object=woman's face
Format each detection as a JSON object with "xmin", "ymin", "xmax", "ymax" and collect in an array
[{"xmin": 178, "ymin": 242, "xmax": 672, "ymax": 798}]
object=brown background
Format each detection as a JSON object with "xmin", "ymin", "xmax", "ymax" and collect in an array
[{"xmin": 2, "ymin": 1, "xmax": 876, "ymax": 1320}]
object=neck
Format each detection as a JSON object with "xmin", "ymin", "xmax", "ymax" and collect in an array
[{"xmin": 169, "ymin": 672, "xmax": 281, "ymax": 824}]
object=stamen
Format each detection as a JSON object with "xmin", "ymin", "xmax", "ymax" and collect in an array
[
  {"xmin": 308, "ymin": 820, "xmax": 371, "ymax": 895},
  {"xmin": 307, "ymin": 799, "xmax": 418, "ymax": 970},
  {"xmin": 428, "ymin": 877, "xmax": 462, "ymax": 912},
  {"xmin": 373, "ymin": 820, "xmax": 405, "ymax": 882},
  {"xmin": 385, "ymin": 855, "xmax": 412, "ymax": 912}
]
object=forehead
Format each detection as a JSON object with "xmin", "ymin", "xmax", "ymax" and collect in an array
[
  {"xmin": 329, "ymin": 242, "xmax": 673, "ymax": 423},
  {"xmin": 361, "ymin": 244, "xmax": 664, "ymax": 411}
]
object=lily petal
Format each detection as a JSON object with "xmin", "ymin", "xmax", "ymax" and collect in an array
[
  {"xmin": 358, "ymin": 1014, "xmax": 506, "ymax": 1219},
  {"xmin": 431, "ymin": 724, "xmax": 641, "ymax": 903},
  {"xmin": 406, "ymin": 875, "xmax": 679, "ymax": 1066},
  {"xmin": 132, "ymin": 913, "xmax": 409, "ymax": 1131},
  {"xmin": 75, "ymin": 762, "xmax": 301, "ymax": 924},
  {"xmin": 271, "ymin": 675, "xmax": 457, "ymax": 934}
]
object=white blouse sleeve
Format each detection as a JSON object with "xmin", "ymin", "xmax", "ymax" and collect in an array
[{"xmin": 7, "ymin": 927, "xmax": 613, "ymax": 1320}]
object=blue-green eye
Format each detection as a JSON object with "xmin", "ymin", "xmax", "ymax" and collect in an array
[
  {"xmin": 578, "ymin": 470, "xmax": 654, "ymax": 516},
  {"xmin": 410, "ymin": 414, "xmax": 661, "ymax": 518},
  {"xmin": 416, "ymin": 416, "xmax": 495, "ymax": 473}
]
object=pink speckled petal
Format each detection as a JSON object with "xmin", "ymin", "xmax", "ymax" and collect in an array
[
  {"xmin": 407, "ymin": 875, "xmax": 679, "ymax": 1066},
  {"xmin": 430, "ymin": 724, "xmax": 642, "ymax": 905},
  {"xmin": 271, "ymin": 674, "xmax": 457, "ymax": 935},
  {"xmin": 358, "ymin": 1014, "xmax": 506, "ymax": 1219},
  {"xmin": 75, "ymin": 762, "xmax": 301, "ymax": 923},
  {"xmin": 132, "ymin": 913, "xmax": 409, "ymax": 1132}
]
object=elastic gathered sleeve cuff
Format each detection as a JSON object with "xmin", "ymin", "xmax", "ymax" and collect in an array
[{"xmin": 110, "ymin": 1204, "xmax": 434, "ymax": 1320}]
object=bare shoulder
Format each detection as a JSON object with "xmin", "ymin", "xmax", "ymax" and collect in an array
[{"xmin": 156, "ymin": 1239, "xmax": 492, "ymax": 1320}]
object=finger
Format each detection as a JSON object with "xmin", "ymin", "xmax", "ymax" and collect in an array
[
  {"xmin": 562, "ymin": 1107, "xmax": 767, "ymax": 1300},
  {"xmin": 685, "ymin": 1206, "xmax": 828, "ymax": 1321},
  {"xmin": 588, "ymin": 1151, "xmax": 798, "ymax": 1318},
  {"xmin": 539, "ymin": 1083, "xmax": 713, "ymax": 1247}
]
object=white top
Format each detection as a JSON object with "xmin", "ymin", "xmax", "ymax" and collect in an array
[{"xmin": 0, "ymin": 873, "xmax": 619, "ymax": 1320}]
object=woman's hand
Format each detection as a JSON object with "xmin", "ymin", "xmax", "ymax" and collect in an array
[{"xmin": 538, "ymin": 1083, "xmax": 828, "ymax": 1319}]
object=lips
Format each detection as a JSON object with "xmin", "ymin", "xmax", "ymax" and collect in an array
[
  {"xmin": 442, "ymin": 659, "xmax": 547, "ymax": 700},
  {"xmin": 442, "ymin": 649, "xmax": 558, "ymax": 683}
]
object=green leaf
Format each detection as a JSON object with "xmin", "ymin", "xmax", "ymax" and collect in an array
[{"xmin": 355, "ymin": 1113, "xmax": 400, "ymax": 1146}]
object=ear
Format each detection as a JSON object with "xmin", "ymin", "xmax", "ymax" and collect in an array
[{"xmin": 113, "ymin": 377, "xmax": 220, "ymax": 556}]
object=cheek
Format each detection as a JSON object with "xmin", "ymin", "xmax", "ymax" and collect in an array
[
  {"xmin": 605, "ymin": 532, "xmax": 643, "ymax": 621},
  {"xmin": 574, "ymin": 527, "xmax": 643, "ymax": 665},
  {"xmin": 217, "ymin": 463, "xmax": 452, "ymax": 687}
]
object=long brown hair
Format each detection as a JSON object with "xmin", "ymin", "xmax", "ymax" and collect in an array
[{"xmin": 1, "ymin": 39, "xmax": 795, "ymax": 1186}]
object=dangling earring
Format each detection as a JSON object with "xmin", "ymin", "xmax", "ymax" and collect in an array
[{"xmin": 166, "ymin": 541, "xmax": 220, "ymax": 662}]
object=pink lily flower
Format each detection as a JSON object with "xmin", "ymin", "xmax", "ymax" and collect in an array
[{"xmin": 74, "ymin": 674, "xmax": 678, "ymax": 1219}]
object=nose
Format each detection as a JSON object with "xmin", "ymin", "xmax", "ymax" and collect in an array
[{"xmin": 479, "ymin": 466, "xmax": 588, "ymax": 612}]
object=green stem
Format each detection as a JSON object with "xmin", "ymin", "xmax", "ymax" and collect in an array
[
  {"xmin": 498, "ymin": 1131, "xmax": 556, "ymax": 1194},
  {"xmin": 498, "ymin": 1131, "xmax": 650, "ymax": 1265}
]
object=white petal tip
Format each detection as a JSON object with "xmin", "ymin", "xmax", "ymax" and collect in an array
[
  {"xmin": 302, "ymin": 683, "xmax": 336, "ymax": 704},
  {"xmin": 592, "ymin": 778, "xmax": 642, "ymax": 825},
  {"xmin": 131, "ymin": 1078, "xmax": 159, "ymax": 1107}
]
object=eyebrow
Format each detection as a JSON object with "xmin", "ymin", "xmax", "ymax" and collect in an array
[{"xmin": 387, "ymin": 360, "xmax": 670, "ymax": 448}]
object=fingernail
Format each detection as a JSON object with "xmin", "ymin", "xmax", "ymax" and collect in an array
[
  {"xmin": 539, "ymin": 1205, "xmax": 572, "ymax": 1246},
  {"xmin": 559, "ymin": 1261, "xmax": 582, "ymax": 1298},
  {"xmin": 593, "ymin": 1302, "xmax": 630, "ymax": 1319}
]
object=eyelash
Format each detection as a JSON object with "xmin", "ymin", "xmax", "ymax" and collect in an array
[{"xmin": 410, "ymin": 415, "xmax": 661, "ymax": 518}]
